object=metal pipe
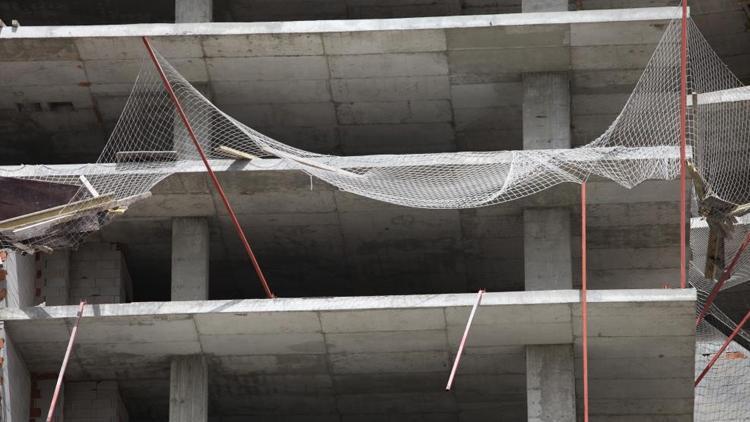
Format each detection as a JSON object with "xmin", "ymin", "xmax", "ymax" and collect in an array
[
  {"xmin": 581, "ymin": 182, "xmax": 589, "ymax": 422},
  {"xmin": 141, "ymin": 36, "xmax": 274, "ymax": 299},
  {"xmin": 46, "ymin": 300, "xmax": 86, "ymax": 422},
  {"xmin": 695, "ymin": 309, "xmax": 750, "ymax": 386},
  {"xmin": 679, "ymin": 0, "xmax": 688, "ymax": 289},
  {"xmin": 445, "ymin": 289, "xmax": 485, "ymax": 391}
]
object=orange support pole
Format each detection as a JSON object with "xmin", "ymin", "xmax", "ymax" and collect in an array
[
  {"xmin": 47, "ymin": 300, "xmax": 86, "ymax": 422},
  {"xmin": 695, "ymin": 309, "xmax": 750, "ymax": 386},
  {"xmin": 679, "ymin": 0, "xmax": 688, "ymax": 289},
  {"xmin": 581, "ymin": 182, "xmax": 589, "ymax": 422},
  {"xmin": 142, "ymin": 36, "xmax": 274, "ymax": 299},
  {"xmin": 445, "ymin": 289, "xmax": 485, "ymax": 391}
]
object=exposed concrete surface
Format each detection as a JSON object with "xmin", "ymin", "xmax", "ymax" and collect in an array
[
  {"xmin": 175, "ymin": 0, "xmax": 213, "ymax": 23},
  {"xmin": 0, "ymin": 8, "xmax": 679, "ymax": 164},
  {"xmin": 170, "ymin": 356, "xmax": 208, "ymax": 422},
  {"xmin": 0, "ymin": 323, "xmax": 30, "ymax": 422},
  {"xmin": 526, "ymin": 344, "xmax": 576, "ymax": 422},
  {"xmin": 524, "ymin": 208, "xmax": 574, "ymax": 290},
  {"xmin": 64, "ymin": 381, "xmax": 130, "ymax": 422},
  {"xmin": 171, "ymin": 218, "xmax": 210, "ymax": 301},
  {"xmin": 2, "ymin": 251, "xmax": 36, "ymax": 308},
  {"xmin": 0, "ymin": 289, "xmax": 695, "ymax": 420},
  {"xmin": 523, "ymin": 72, "xmax": 571, "ymax": 150}
]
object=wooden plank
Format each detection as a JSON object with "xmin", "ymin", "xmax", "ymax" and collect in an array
[
  {"xmin": 0, "ymin": 194, "xmax": 115, "ymax": 231},
  {"xmin": 79, "ymin": 175, "xmax": 99, "ymax": 197},
  {"xmin": 215, "ymin": 145, "xmax": 258, "ymax": 161}
]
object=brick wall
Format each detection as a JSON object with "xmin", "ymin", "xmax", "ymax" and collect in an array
[
  {"xmin": 28, "ymin": 376, "xmax": 60, "ymax": 422},
  {"xmin": 63, "ymin": 381, "xmax": 129, "ymax": 422}
]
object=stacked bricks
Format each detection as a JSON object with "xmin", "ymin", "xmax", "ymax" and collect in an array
[
  {"xmin": 63, "ymin": 381, "xmax": 130, "ymax": 422},
  {"xmin": 29, "ymin": 375, "xmax": 60, "ymax": 422},
  {"xmin": 0, "ymin": 250, "xmax": 7, "ymax": 306}
]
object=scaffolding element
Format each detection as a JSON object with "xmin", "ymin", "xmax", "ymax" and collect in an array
[
  {"xmin": 695, "ymin": 309, "xmax": 750, "ymax": 386},
  {"xmin": 679, "ymin": 0, "xmax": 688, "ymax": 289},
  {"xmin": 47, "ymin": 300, "xmax": 86, "ymax": 422},
  {"xmin": 445, "ymin": 289, "xmax": 485, "ymax": 391},
  {"xmin": 581, "ymin": 182, "xmax": 589, "ymax": 422},
  {"xmin": 141, "ymin": 36, "xmax": 274, "ymax": 299}
]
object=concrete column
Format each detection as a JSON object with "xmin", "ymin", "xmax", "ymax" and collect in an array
[
  {"xmin": 175, "ymin": 0, "xmax": 213, "ymax": 23},
  {"xmin": 522, "ymin": 73, "xmax": 571, "ymax": 150},
  {"xmin": 171, "ymin": 218, "xmax": 210, "ymax": 301},
  {"xmin": 170, "ymin": 355, "xmax": 208, "ymax": 422},
  {"xmin": 522, "ymin": 0, "xmax": 568, "ymax": 13},
  {"xmin": 0, "ymin": 323, "xmax": 31, "ymax": 422},
  {"xmin": 521, "ymin": 3, "xmax": 575, "ymax": 421},
  {"xmin": 526, "ymin": 345, "xmax": 576, "ymax": 422}
]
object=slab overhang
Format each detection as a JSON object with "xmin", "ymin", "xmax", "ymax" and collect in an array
[{"xmin": 1, "ymin": 289, "xmax": 696, "ymax": 418}]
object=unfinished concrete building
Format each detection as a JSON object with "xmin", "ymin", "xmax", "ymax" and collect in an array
[{"xmin": 0, "ymin": 1, "xmax": 749, "ymax": 421}]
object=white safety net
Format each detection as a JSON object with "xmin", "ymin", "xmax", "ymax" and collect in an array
[{"xmin": 0, "ymin": 18, "xmax": 748, "ymax": 257}]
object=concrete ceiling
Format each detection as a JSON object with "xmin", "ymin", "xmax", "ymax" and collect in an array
[
  {"xmin": 0, "ymin": 7, "xmax": 686, "ymax": 165},
  {"xmin": 0, "ymin": 289, "xmax": 697, "ymax": 420}
]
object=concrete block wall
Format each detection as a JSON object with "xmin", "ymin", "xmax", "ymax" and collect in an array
[
  {"xmin": 67, "ymin": 243, "xmax": 132, "ymax": 305},
  {"xmin": 39, "ymin": 250, "xmax": 70, "ymax": 306},
  {"xmin": 0, "ymin": 250, "xmax": 36, "ymax": 309},
  {"xmin": 63, "ymin": 381, "xmax": 130, "ymax": 422}
]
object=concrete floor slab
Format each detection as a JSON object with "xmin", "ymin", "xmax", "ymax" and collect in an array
[{"xmin": 0, "ymin": 289, "xmax": 695, "ymax": 420}]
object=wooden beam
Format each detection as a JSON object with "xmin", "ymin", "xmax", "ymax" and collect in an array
[
  {"xmin": 0, "ymin": 194, "xmax": 114, "ymax": 231},
  {"xmin": 214, "ymin": 145, "xmax": 258, "ymax": 161}
]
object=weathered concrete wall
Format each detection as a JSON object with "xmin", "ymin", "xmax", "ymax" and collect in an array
[
  {"xmin": 29, "ymin": 378, "xmax": 61, "ymax": 422},
  {"xmin": 64, "ymin": 381, "xmax": 130, "ymax": 422},
  {"xmin": 0, "ymin": 323, "xmax": 30, "ymax": 422},
  {"xmin": 0, "ymin": 251, "xmax": 36, "ymax": 308}
]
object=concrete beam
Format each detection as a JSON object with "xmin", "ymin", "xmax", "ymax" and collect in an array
[
  {"xmin": 175, "ymin": 0, "xmax": 213, "ymax": 23},
  {"xmin": 171, "ymin": 218, "xmax": 209, "ymax": 301},
  {"xmin": 170, "ymin": 355, "xmax": 208, "ymax": 422},
  {"xmin": 522, "ymin": 0, "xmax": 568, "ymax": 13},
  {"xmin": 0, "ymin": 8, "xmax": 684, "ymax": 39}
]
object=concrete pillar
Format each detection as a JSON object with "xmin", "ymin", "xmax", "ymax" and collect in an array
[
  {"xmin": 170, "ymin": 355, "xmax": 208, "ymax": 422},
  {"xmin": 0, "ymin": 323, "xmax": 31, "ymax": 422},
  {"xmin": 521, "ymin": 3, "xmax": 575, "ymax": 421},
  {"xmin": 522, "ymin": 0, "xmax": 568, "ymax": 13},
  {"xmin": 175, "ymin": 0, "xmax": 213, "ymax": 23},
  {"xmin": 526, "ymin": 345, "xmax": 576, "ymax": 422},
  {"xmin": 171, "ymin": 218, "xmax": 209, "ymax": 301},
  {"xmin": 522, "ymin": 73, "xmax": 571, "ymax": 150}
]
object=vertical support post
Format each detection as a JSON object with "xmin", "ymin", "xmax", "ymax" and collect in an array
[
  {"xmin": 46, "ymin": 300, "xmax": 86, "ymax": 422},
  {"xmin": 141, "ymin": 36, "xmax": 274, "ymax": 299},
  {"xmin": 679, "ymin": 0, "xmax": 688, "ymax": 289},
  {"xmin": 695, "ymin": 309, "xmax": 750, "ymax": 386},
  {"xmin": 581, "ymin": 182, "xmax": 589, "ymax": 422}
]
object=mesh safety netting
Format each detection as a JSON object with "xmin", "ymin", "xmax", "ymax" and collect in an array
[{"xmin": 0, "ymin": 17, "xmax": 747, "ymax": 253}]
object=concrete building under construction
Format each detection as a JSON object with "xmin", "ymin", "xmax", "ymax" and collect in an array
[{"xmin": 0, "ymin": 0, "xmax": 749, "ymax": 421}]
